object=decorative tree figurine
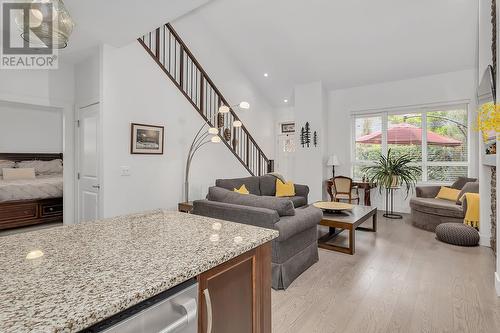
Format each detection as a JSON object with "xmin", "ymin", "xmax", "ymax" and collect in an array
[
  {"xmin": 300, "ymin": 126, "xmax": 306, "ymax": 147},
  {"xmin": 304, "ymin": 122, "xmax": 311, "ymax": 147},
  {"xmin": 313, "ymin": 131, "xmax": 318, "ymax": 147}
]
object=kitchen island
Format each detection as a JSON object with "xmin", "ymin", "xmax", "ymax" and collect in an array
[{"xmin": 0, "ymin": 210, "xmax": 278, "ymax": 333}]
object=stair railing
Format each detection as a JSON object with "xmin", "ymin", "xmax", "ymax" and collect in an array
[{"xmin": 138, "ymin": 23, "xmax": 273, "ymax": 176}]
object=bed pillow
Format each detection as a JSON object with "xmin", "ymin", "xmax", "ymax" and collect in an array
[
  {"xmin": 3, "ymin": 168, "xmax": 36, "ymax": 180},
  {"xmin": 0, "ymin": 160, "xmax": 15, "ymax": 176},
  {"xmin": 17, "ymin": 159, "xmax": 63, "ymax": 175}
]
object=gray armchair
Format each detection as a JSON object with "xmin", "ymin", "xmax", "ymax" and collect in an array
[{"xmin": 410, "ymin": 179, "xmax": 478, "ymax": 231}]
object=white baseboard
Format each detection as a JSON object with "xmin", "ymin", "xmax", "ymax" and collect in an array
[
  {"xmin": 496, "ymin": 272, "xmax": 500, "ymax": 297},
  {"xmin": 479, "ymin": 233, "xmax": 491, "ymax": 247}
]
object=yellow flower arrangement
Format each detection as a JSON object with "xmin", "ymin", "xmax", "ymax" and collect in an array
[{"xmin": 476, "ymin": 102, "xmax": 500, "ymax": 142}]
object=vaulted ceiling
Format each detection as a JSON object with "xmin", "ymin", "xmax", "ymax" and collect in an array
[
  {"xmin": 174, "ymin": 0, "xmax": 478, "ymax": 106},
  {"xmin": 60, "ymin": 0, "xmax": 211, "ymax": 62}
]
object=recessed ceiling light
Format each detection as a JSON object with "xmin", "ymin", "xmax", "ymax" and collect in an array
[
  {"xmin": 284, "ymin": 99, "xmax": 288, "ymax": 103},
  {"xmin": 263, "ymin": 73, "xmax": 269, "ymax": 77}
]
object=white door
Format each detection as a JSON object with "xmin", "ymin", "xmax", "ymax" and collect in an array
[
  {"xmin": 77, "ymin": 104, "xmax": 100, "ymax": 222},
  {"xmin": 276, "ymin": 134, "xmax": 296, "ymax": 180}
]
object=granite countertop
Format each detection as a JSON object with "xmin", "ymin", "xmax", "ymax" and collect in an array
[{"xmin": 0, "ymin": 210, "xmax": 278, "ymax": 333}]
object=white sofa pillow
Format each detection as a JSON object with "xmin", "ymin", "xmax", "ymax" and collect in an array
[
  {"xmin": 3, "ymin": 168, "xmax": 36, "ymax": 180},
  {"xmin": 17, "ymin": 159, "xmax": 63, "ymax": 175},
  {"xmin": 0, "ymin": 160, "xmax": 15, "ymax": 176}
]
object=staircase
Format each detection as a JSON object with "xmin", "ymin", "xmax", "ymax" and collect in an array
[{"xmin": 138, "ymin": 23, "xmax": 273, "ymax": 176}]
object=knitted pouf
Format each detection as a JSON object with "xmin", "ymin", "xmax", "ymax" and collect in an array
[{"xmin": 435, "ymin": 223, "xmax": 479, "ymax": 247}]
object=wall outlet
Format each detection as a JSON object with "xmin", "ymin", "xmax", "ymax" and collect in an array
[{"xmin": 120, "ymin": 166, "xmax": 131, "ymax": 176}]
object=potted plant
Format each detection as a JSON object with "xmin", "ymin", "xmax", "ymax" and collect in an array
[{"xmin": 361, "ymin": 149, "xmax": 421, "ymax": 198}]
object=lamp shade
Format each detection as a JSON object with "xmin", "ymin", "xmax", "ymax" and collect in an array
[
  {"xmin": 218, "ymin": 105, "xmax": 230, "ymax": 113},
  {"xmin": 233, "ymin": 120, "xmax": 242, "ymax": 128},
  {"xmin": 327, "ymin": 155, "xmax": 340, "ymax": 166},
  {"xmin": 211, "ymin": 136, "xmax": 221, "ymax": 143},
  {"xmin": 239, "ymin": 101, "xmax": 250, "ymax": 109},
  {"xmin": 208, "ymin": 127, "xmax": 219, "ymax": 135}
]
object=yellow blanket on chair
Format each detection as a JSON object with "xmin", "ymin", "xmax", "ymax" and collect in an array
[{"xmin": 462, "ymin": 193, "xmax": 479, "ymax": 228}]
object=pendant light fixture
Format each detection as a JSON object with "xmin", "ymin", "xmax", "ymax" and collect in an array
[{"xmin": 16, "ymin": 0, "xmax": 75, "ymax": 49}]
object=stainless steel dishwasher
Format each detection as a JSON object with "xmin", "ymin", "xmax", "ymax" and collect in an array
[{"xmin": 85, "ymin": 279, "xmax": 198, "ymax": 333}]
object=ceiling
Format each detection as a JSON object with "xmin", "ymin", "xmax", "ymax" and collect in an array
[
  {"xmin": 59, "ymin": 0, "xmax": 211, "ymax": 62},
  {"xmin": 175, "ymin": 0, "xmax": 478, "ymax": 106}
]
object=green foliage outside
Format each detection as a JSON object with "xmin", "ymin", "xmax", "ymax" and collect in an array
[{"xmin": 354, "ymin": 110, "xmax": 468, "ymax": 182}]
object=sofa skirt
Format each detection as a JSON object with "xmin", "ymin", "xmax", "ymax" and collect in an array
[
  {"xmin": 411, "ymin": 209, "xmax": 463, "ymax": 232},
  {"xmin": 272, "ymin": 241, "xmax": 319, "ymax": 290}
]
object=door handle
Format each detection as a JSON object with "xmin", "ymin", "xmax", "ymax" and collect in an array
[
  {"xmin": 92, "ymin": 185, "xmax": 100, "ymax": 189},
  {"xmin": 203, "ymin": 288, "xmax": 213, "ymax": 333},
  {"xmin": 157, "ymin": 298, "xmax": 197, "ymax": 333}
]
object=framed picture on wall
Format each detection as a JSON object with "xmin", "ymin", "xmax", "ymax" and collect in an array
[
  {"xmin": 130, "ymin": 123, "xmax": 164, "ymax": 154},
  {"xmin": 281, "ymin": 122, "xmax": 295, "ymax": 134}
]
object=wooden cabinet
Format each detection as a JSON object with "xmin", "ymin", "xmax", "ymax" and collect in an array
[
  {"xmin": 0, "ymin": 198, "xmax": 63, "ymax": 230},
  {"xmin": 198, "ymin": 242, "xmax": 272, "ymax": 333}
]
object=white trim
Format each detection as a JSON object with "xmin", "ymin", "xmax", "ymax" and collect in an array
[
  {"xmin": 495, "ymin": 272, "xmax": 500, "ymax": 297},
  {"xmin": 350, "ymin": 99, "xmax": 471, "ymax": 116},
  {"xmin": 479, "ymin": 233, "xmax": 491, "ymax": 247},
  {"xmin": 421, "ymin": 113, "xmax": 428, "ymax": 182}
]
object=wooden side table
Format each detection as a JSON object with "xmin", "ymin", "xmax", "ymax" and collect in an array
[
  {"xmin": 326, "ymin": 179, "xmax": 375, "ymax": 206},
  {"xmin": 178, "ymin": 201, "xmax": 194, "ymax": 213}
]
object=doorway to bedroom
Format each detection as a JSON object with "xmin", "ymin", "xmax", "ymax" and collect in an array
[{"xmin": 0, "ymin": 101, "xmax": 64, "ymax": 234}]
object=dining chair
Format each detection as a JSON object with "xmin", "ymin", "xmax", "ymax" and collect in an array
[{"xmin": 332, "ymin": 176, "xmax": 360, "ymax": 204}]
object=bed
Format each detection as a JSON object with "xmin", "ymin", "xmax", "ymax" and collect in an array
[{"xmin": 0, "ymin": 153, "xmax": 63, "ymax": 230}]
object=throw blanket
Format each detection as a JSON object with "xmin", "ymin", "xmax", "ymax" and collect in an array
[{"xmin": 463, "ymin": 193, "xmax": 480, "ymax": 228}]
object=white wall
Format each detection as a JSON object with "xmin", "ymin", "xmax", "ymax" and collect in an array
[
  {"xmin": 293, "ymin": 82, "xmax": 327, "ymax": 202},
  {"xmin": 75, "ymin": 49, "xmax": 101, "ymax": 107},
  {"xmin": 100, "ymin": 42, "xmax": 267, "ymax": 217},
  {"xmin": 0, "ymin": 63, "xmax": 76, "ymax": 224},
  {"xmin": 0, "ymin": 104, "xmax": 62, "ymax": 153},
  {"xmin": 327, "ymin": 69, "xmax": 477, "ymax": 213}
]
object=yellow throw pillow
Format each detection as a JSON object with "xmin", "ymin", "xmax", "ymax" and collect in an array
[
  {"xmin": 435, "ymin": 186, "xmax": 461, "ymax": 201},
  {"xmin": 276, "ymin": 179, "xmax": 295, "ymax": 197},
  {"xmin": 234, "ymin": 184, "xmax": 249, "ymax": 195}
]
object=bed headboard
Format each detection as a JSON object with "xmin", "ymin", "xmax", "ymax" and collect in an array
[{"xmin": 0, "ymin": 153, "xmax": 63, "ymax": 162}]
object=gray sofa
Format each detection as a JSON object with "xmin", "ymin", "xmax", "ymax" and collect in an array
[
  {"xmin": 409, "ymin": 177, "xmax": 478, "ymax": 231},
  {"xmin": 193, "ymin": 175, "xmax": 322, "ymax": 290}
]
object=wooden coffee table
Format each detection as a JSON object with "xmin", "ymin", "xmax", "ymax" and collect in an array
[{"xmin": 318, "ymin": 205, "xmax": 377, "ymax": 255}]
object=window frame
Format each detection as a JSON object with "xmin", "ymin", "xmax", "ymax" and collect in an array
[{"xmin": 351, "ymin": 103, "xmax": 469, "ymax": 184}]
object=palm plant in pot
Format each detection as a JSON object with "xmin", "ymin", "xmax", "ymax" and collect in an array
[{"xmin": 361, "ymin": 149, "xmax": 421, "ymax": 199}]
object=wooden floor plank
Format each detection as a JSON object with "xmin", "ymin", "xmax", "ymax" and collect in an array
[{"xmin": 272, "ymin": 212, "xmax": 500, "ymax": 333}]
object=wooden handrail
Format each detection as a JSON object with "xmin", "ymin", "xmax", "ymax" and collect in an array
[
  {"xmin": 165, "ymin": 24, "xmax": 269, "ymax": 164},
  {"xmin": 137, "ymin": 23, "xmax": 272, "ymax": 176}
]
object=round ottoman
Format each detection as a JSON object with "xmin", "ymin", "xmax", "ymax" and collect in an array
[{"xmin": 435, "ymin": 223, "xmax": 479, "ymax": 247}]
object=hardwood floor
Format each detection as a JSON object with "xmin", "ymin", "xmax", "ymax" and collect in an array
[{"xmin": 272, "ymin": 213, "xmax": 500, "ymax": 333}]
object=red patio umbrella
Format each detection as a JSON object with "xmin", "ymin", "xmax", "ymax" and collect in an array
[{"xmin": 356, "ymin": 123, "xmax": 462, "ymax": 146}]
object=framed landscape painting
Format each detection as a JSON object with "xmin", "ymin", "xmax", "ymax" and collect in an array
[
  {"xmin": 281, "ymin": 122, "xmax": 295, "ymax": 134},
  {"xmin": 130, "ymin": 123, "xmax": 164, "ymax": 154}
]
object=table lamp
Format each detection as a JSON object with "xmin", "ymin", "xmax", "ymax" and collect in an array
[{"xmin": 327, "ymin": 155, "xmax": 340, "ymax": 179}]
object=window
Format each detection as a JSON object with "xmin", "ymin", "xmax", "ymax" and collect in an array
[{"xmin": 352, "ymin": 104, "xmax": 468, "ymax": 183}]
